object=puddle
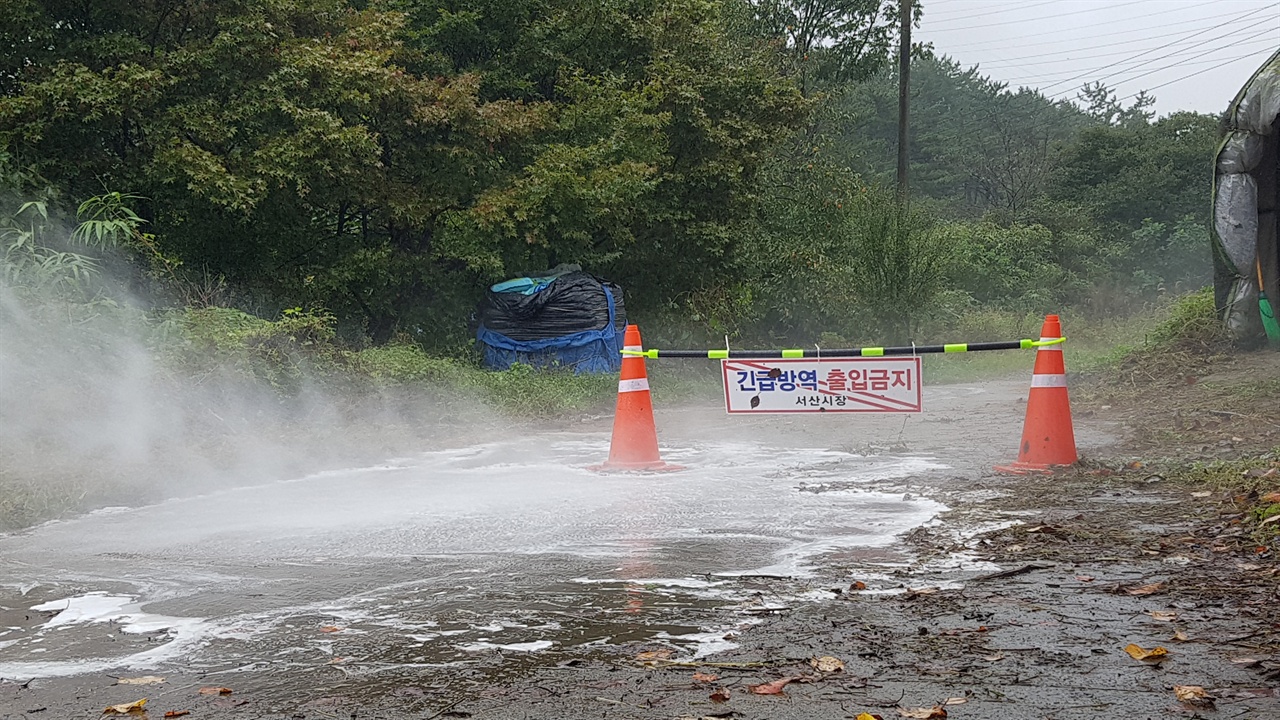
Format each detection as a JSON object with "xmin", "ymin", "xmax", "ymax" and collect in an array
[{"xmin": 0, "ymin": 434, "xmax": 947, "ymax": 686}]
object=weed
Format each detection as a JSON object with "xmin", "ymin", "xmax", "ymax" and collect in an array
[
  {"xmin": 1160, "ymin": 452, "xmax": 1280, "ymax": 541},
  {"xmin": 1142, "ymin": 287, "xmax": 1226, "ymax": 351}
]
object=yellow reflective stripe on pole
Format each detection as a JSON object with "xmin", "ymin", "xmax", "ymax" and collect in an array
[
  {"xmin": 861, "ymin": 347, "xmax": 885, "ymax": 357},
  {"xmin": 708, "ymin": 349, "xmax": 729, "ymax": 359},
  {"xmin": 1030, "ymin": 337, "xmax": 1066, "ymax": 348},
  {"xmin": 943, "ymin": 343, "xmax": 967, "ymax": 353},
  {"xmin": 782, "ymin": 349, "xmax": 803, "ymax": 358}
]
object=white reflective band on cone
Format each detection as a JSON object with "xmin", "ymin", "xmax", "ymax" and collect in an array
[
  {"xmin": 1037, "ymin": 337, "xmax": 1063, "ymax": 351},
  {"xmin": 1030, "ymin": 374, "xmax": 1067, "ymax": 388},
  {"xmin": 623, "ymin": 345, "xmax": 643, "ymax": 352},
  {"xmin": 618, "ymin": 378, "xmax": 650, "ymax": 393}
]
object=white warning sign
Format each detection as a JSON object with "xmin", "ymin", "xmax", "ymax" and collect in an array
[{"xmin": 722, "ymin": 357, "xmax": 923, "ymax": 413}]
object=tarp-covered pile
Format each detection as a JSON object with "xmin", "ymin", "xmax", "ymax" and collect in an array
[
  {"xmin": 1213, "ymin": 48, "xmax": 1280, "ymax": 344},
  {"xmin": 476, "ymin": 265, "xmax": 627, "ymax": 373}
]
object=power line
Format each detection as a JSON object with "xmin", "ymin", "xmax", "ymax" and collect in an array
[
  {"xmin": 1038, "ymin": 3, "xmax": 1278, "ymax": 96},
  {"xmin": 925, "ymin": 0, "xmax": 1149, "ymax": 32},
  {"xmin": 1001, "ymin": 44, "xmax": 1278, "ymax": 86},
  {"xmin": 1067, "ymin": 23, "xmax": 1279, "ymax": 99},
  {"xmin": 996, "ymin": 37, "xmax": 1280, "ymax": 83},
  {"xmin": 923, "ymin": 0, "xmax": 1234, "ymax": 52},
  {"xmin": 973, "ymin": 13, "xmax": 1280, "ymax": 67},
  {"xmin": 922, "ymin": 0, "xmax": 1059, "ymax": 22},
  {"xmin": 1116, "ymin": 45, "xmax": 1274, "ymax": 99}
]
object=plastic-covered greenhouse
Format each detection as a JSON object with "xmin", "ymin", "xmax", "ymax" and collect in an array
[{"xmin": 1213, "ymin": 48, "xmax": 1280, "ymax": 344}]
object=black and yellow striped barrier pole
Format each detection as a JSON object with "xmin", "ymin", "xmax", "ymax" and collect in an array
[{"xmin": 621, "ymin": 337, "xmax": 1065, "ymax": 359}]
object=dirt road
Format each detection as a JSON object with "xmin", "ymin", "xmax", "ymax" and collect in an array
[{"xmin": 2, "ymin": 373, "xmax": 1278, "ymax": 719}]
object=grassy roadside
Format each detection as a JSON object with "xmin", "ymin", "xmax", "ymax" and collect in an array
[
  {"xmin": 169, "ymin": 306, "xmax": 621, "ymax": 417},
  {"xmin": 921, "ymin": 304, "xmax": 1176, "ymax": 384},
  {"xmin": 1071, "ymin": 288, "xmax": 1280, "ymax": 544}
]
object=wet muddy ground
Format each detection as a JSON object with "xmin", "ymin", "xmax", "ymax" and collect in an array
[{"xmin": 3, "ymin": 377, "xmax": 1279, "ymax": 719}]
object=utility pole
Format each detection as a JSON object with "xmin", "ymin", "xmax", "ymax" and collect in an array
[{"xmin": 896, "ymin": 0, "xmax": 912, "ymax": 204}]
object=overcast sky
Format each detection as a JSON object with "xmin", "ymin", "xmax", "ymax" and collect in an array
[{"xmin": 917, "ymin": 0, "xmax": 1280, "ymax": 115}]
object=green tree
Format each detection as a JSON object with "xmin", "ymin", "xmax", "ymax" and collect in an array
[
  {"xmin": 1077, "ymin": 81, "xmax": 1155, "ymax": 127},
  {"xmin": 1047, "ymin": 110, "xmax": 1218, "ymax": 231},
  {"xmin": 831, "ymin": 51, "xmax": 1090, "ymax": 215},
  {"xmin": 1, "ymin": 0, "xmax": 812, "ymax": 344},
  {"xmin": 745, "ymin": 1, "xmax": 901, "ymax": 95}
]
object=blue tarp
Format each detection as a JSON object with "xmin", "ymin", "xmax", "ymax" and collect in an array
[{"xmin": 477, "ymin": 284, "xmax": 624, "ymax": 374}]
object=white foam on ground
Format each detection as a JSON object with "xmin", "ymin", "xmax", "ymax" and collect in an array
[
  {"xmin": 0, "ymin": 592, "xmax": 212, "ymax": 680},
  {"xmin": 0, "ymin": 435, "xmax": 953, "ymax": 679},
  {"xmin": 570, "ymin": 577, "xmax": 732, "ymax": 590},
  {"xmin": 32, "ymin": 592, "xmax": 133, "ymax": 628},
  {"xmin": 653, "ymin": 624, "xmax": 760, "ymax": 658},
  {"xmin": 458, "ymin": 640, "xmax": 554, "ymax": 653}
]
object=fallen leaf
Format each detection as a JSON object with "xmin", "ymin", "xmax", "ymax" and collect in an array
[
  {"xmin": 327, "ymin": 657, "xmax": 347, "ymax": 664},
  {"xmin": 1074, "ymin": 575, "xmax": 1095, "ymax": 582},
  {"xmin": 692, "ymin": 671, "xmax": 719, "ymax": 683},
  {"xmin": 748, "ymin": 676, "xmax": 802, "ymax": 695},
  {"xmin": 1262, "ymin": 491, "xmax": 1280, "ymax": 503},
  {"xmin": 198, "ymin": 686, "xmax": 233, "ymax": 696},
  {"xmin": 1260, "ymin": 516, "xmax": 1280, "ymax": 527},
  {"xmin": 857, "ymin": 714, "xmax": 884, "ymax": 720},
  {"xmin": 1025, "ymin": 525, "xmax": 1058, "ymax": 534},
  {"xmin": 1229, "ymin": 656, "xmax": 1261, "ymax": 667},
  {"xmin": 117, "ymin": 676, "xmax": 165, "ymax": 685},
  {"xmin": 1145, "ymin": 610, "xmax": 1178, "ymax": 622},
  {"xmin": 851, "ymin": 581, "xmax": 867, "ymax": 591},
  {"xmin": 636, "ymin": 649, "xmax": 674, "ymax": 661},
  {"xmin": 943, "ymin": 697, "xmax": 968, "ymax": 705},
  {"xmin": 1174, "ymin": 685, "xmax": 1211, "ymax": 703},
  {"xmin": 164, "ymin": 712, "xmax": 191, "ymax": 719},
  {"xmin": 983, "ymin": 653, "xmax": 1004, "ymax": 661},
  {"xmin": 1124, "ymin": 643, "xmax": 1169, "ymax": 661},
  {"xmin": 319, "ymin": 625, "xmax": 342, "ymax": 633},
  {"xmin": 1171, "ymin": 629, "xmax": 1190, "ymax": 642},
  {"xmin": 896, "ymin": 706, "xmax": 947, "ymax": 718},
  {"xmin": 1191, "ymin": 491, "xmax": 1212, "ymax": 498},
  {"xmin": 103, "ymin": 698, "xmax": 147, "ymax": 715},
  {"xmin": 709, "ymin": 688, "xmax": 730, "ymax": 703},
  {"xmin": 1126, "ymin": 582, "xmax": 1165, "ymax": 596},
  {"xmin": 810, "ymin": 656, "xmax": 844, "ymax": 673}
]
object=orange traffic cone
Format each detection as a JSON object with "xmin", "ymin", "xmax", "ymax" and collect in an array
[
  {"xmin": 995, "ymin": 314, "xmax": 1078, "ymax": 474},
  {"xmin": 591, "ymin": 325, "xmax": 683, "ymax": 472}
]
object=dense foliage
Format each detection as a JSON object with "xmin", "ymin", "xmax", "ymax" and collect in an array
[{"xmin": 1, "ymin": 0, "xmax": 1223, "ymax": 351}]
